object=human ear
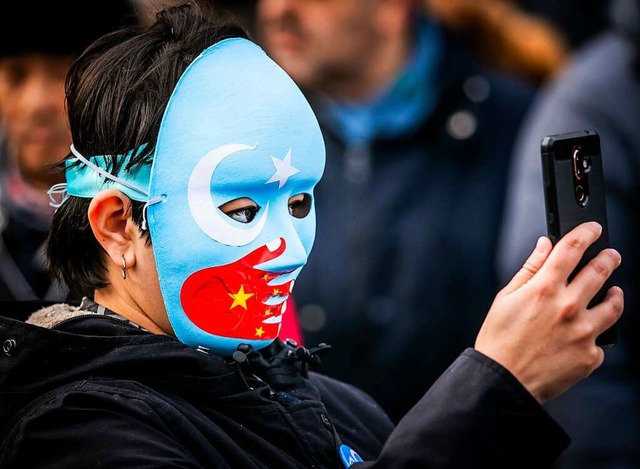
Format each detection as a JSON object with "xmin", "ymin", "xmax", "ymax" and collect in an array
[{"xmin": 87, "ymin": 189, "xmax": 138, "ymax": 273}]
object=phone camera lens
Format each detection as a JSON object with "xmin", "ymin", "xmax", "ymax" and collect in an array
[
  {"xmin": 573, "ymin": 147, "xmax": 592, "ymax": 179},
  {"xmin": 582, "ymin": 154, "xmax": 592, "ymax": 174},
  {"xmin": 575, "ymin": 184, "xmax": 589, "ymax": 206}
]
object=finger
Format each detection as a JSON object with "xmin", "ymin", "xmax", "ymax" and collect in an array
[
  {"xmin": 538, "ymin": 222, "xmax": 603, "ymax": 283},
  {"xmin": 501, "ymin": 236, "xmax": 552, "ymax": 295},
  {"xmin": 568, "ymin": 248, "xmax": 622, "ymax": 305},
  {"xmin": 584, "ymin": 286, "xmax": 624, "ymax": 336}
]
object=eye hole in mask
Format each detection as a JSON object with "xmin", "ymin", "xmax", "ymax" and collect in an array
[
  {"xmin": 289, "ymin": 193, "xmax": 311, "ymax": 219},
  {"xmin": 219, "ymin": 193, "xmax": 312, "ymax": 224},
  {"xmin": 219, "ymin": 197, "xmax": 260, "ymax": 224}
]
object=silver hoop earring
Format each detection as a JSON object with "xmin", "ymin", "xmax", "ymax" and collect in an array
[{"xmin": 121, "ymin": 256, "xmax": 127, "ymax": 280}]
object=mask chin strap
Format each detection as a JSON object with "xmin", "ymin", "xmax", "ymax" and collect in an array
[{"xmin": 48, "ymin": 144, "xmax": 163, "ymax": 231}]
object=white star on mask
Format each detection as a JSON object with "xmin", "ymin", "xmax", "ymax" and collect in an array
[{"xmin": 266, "ymin": 149, "xmax": 300, "ymax": 189}]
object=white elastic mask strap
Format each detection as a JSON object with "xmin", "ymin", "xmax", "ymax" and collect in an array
[{"xmin": 70, "ymin": 144, "xmax": 150, "ymax": 199}]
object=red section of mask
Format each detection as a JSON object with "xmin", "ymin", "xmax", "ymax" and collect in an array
[{"xmin": 180, "ymin": 238, "xmax": 293, "ymax": 340}]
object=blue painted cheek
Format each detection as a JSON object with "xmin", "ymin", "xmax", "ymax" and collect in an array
[
  {"xmin": 280, "ymin": 231, "xmax": 309, "ymax": 272},
  {"xmin": 257, "ymin": 213, "xmax": 313, "ymax": 274}
]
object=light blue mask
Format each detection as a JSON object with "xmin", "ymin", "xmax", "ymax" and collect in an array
[{"xmin": 146, "ymin": 38, "xmax": 325, "ymax": 355}]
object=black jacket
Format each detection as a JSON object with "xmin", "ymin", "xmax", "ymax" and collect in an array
[{"xmin": 0, "ymin": 302, "xmax": 568, "ymax": 468}]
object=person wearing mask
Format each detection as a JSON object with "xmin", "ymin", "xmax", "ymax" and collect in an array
[{"xmin": 0, "ymin": 3, "xmax": 623, "ymax": 467}]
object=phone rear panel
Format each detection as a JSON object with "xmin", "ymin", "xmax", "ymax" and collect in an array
[
  {"xmin": 541, "ymin": 130, "xmax": 609, "ymax": 262},
  {"xmin": 541, "ymin": 130, "xmax": 615, "ymax": 346}
]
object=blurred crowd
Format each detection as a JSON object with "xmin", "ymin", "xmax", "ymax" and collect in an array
[{"xmin": 1, "ymin": 0, "xmax": 639, "ymax": 467}]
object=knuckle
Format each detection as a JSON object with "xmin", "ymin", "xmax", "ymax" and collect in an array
[
  {"xmin": 578, "ymin": 346, "xmax": 603, "ymax": 377},
  {"xmin": 590, "ymin": 258, "xmax": 611, "ymax": 279},
  {"xmin": 604, "ymin": 298, "xmax": 624, "ymax": 323},
  {"xmin": 575, "ymin": 321, "xmax": 596, "ymax": 340},
  {"xmin": 614, "ymin": 294, "xmax": 625, "ymax": 316},
  {"xmin": 534, "ymin": 279, "xmax": 556, "ymax": 300},
  {"xmin": 564, "ymin": 234, "xmax": 587, "ymax": 252},
  {"xmin": 611, "ymin": 291, "xmax": 624, "ymax": 316},
  {"xmin": 589, "ymin": 346, "xmax": 605, "ymax": 370},
  {"xmin": 559, "ymin": 300, "xmax": 580, "ymax": 319},
  {"xmin": 520, "ymin": 260, "xmax": 538, "ymax": 277}
]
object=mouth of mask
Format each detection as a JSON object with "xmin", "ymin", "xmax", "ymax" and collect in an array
[{"xmin": 180, "ymin": 237, "xmax": 299, "ymax": 339}]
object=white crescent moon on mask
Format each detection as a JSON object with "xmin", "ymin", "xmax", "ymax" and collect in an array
[{"xmin": 187, "ymin": 143, "xmax": 269, "ymax": 246}]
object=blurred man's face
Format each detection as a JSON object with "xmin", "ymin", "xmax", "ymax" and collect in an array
[
  {"xmin": 256, "ymin": 0, "xmax": 381, "ymax": 92},
  {"xmin": 0, "ymin": 54, "xmax": 72, "ymax": 188}
]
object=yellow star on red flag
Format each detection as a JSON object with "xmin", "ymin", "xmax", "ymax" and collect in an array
[{"xmin": 228, "ymin": 285, "xmax": 254, "ymax": 310}]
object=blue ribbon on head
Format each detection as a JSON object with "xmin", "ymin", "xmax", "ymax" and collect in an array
[
  {"xmin": 48, "ymin": 144, "xmax": 161, "ymax": 229},
  {"xmin": 65, "ymin": 144, "xmax": 150, "ymax": 201}
]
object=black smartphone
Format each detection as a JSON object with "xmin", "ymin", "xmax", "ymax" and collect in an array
[{"xmin": 541, "ymin": 130, "xmax": 616, "ymax": 347}]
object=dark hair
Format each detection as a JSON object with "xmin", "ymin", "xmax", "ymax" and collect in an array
[{"xmin": 46, "ymin": 1, "xmax": 249, "ymax": 297}]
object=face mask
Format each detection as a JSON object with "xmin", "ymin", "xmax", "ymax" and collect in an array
[
  {"xmin": 55, "ymin": 38, "xmax": 326, "ymax": 356},
  {"xmin": 147, "ymin": 38, "xmax": 325, "ymax": 355}
]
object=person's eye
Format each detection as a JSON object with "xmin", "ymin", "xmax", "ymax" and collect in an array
[
  {"xmin": 219, "ymin": 198, "xmax": 260, "ymax": 224},
  {"xmin": 288, "ymin": 193, "xmax": 311, "ymax": 219},
  {"xmin": 229, "ymin": 207, "xmax": 260, "ymax": 224}
]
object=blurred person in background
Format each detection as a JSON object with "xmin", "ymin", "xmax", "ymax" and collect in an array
[
  {"xmin": 255, "ymin": 0, "xmax": 535, "ymax": 423},
  {"xmin": 0, "ymin": 0, "xmax": 137, "ymax": 302},
  {"xmin": 424, "ymin": 0, "xmax": 570, "ymax": 86},
  {"xmin": 497, "ymin": 0, "xmax": 640, "ymax": 466}
]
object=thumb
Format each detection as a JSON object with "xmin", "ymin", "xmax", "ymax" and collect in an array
[{"xmin": 501, "ymin": 236, "xmax": 552, "ymax": 295}]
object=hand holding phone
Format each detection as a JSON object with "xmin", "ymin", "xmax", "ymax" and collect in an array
[{"xmin": 541, "ymin": 130, "xmax": 616, "ymax": 347}]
